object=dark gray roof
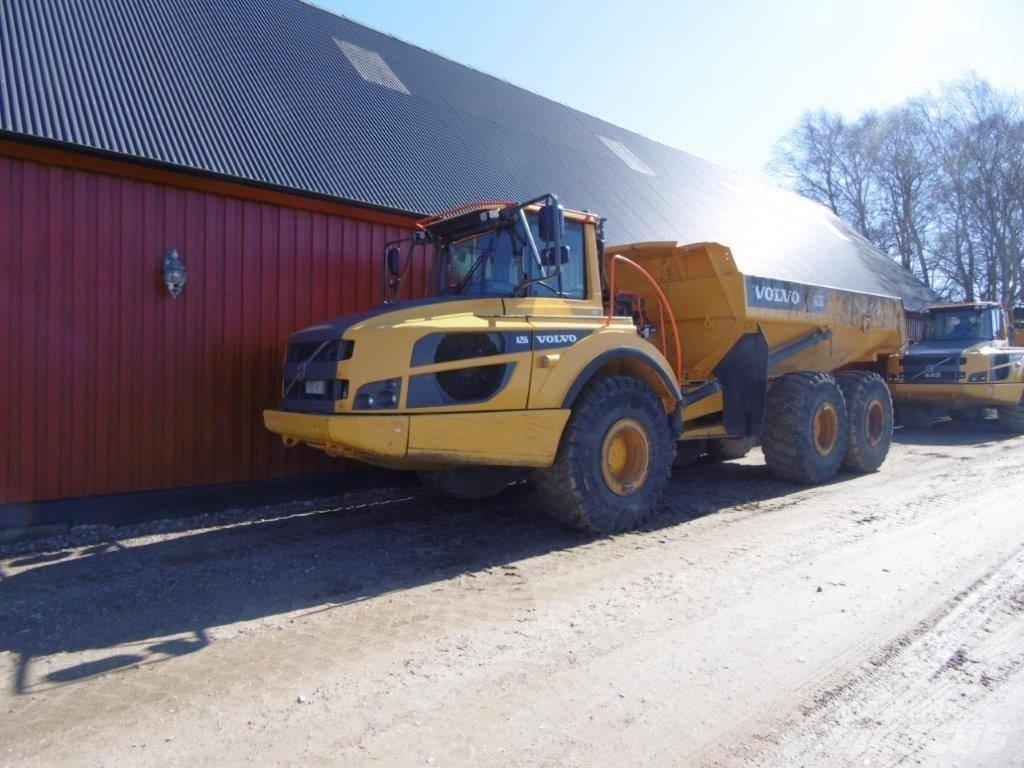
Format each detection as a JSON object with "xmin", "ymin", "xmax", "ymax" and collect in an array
[{"xmin": 1, "ymin": 0, "xmax": 935, "ymax": 309}]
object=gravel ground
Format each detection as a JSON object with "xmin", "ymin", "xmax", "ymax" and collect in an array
[{"xmin": 1, "ymin": 420, "xmax": 1022, "ymax": 767}]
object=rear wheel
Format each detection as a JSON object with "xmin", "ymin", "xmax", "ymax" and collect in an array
[
  {"xmin": 836, "ymin": 371, "xmax": 893, "ymax": 473},
  {"xmin": 418, "ymin": 467, "xmax": 518, "ymax": 500},
  {"xmin": 536, "ymin": 375, "xmax": 674, "ymax": 534},
  {"xmin": 762, "ymin": 372, "xmax": 848, "ymax": 484},
  {"xmin": 706, "ymin": 436, "xmax": 757, "ymax": 461}
]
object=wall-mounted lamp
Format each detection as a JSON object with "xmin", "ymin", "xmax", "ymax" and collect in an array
[{"xmin": 163, "ymin": 249, "xmax": 187, "ymax": 298}]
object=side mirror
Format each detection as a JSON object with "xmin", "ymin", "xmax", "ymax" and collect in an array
[
  {"xmin": 537, "ymin": 201, "xmax": 564, "ymax": 243},
  {"xmin": 386, "ymin": 245, "xmax": 402, "ymax": 277}
]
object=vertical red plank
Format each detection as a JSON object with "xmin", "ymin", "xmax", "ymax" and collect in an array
[
  {"xmin": 91, "ymin": 173, "xmax": 111, "ymax": 495},
  {"xmin": 217, "ymin": 197, "xmax": 240, "ymax": 484},
  {"xmin": 102, "ymin": 176, "xmax": 123, "ymax": 494},
  {"xmin": 162, "ymin": 186, "xmax": 185, "ymax": 489},
  {"xmin": 201, "ymin": 193, "xmax": 224, "ymax": 485},
  {"xmin": 327, "ymin": 217, "xmax": 344, "ymax": 316},
  {"xmin": 20, "ymin": 161, "xmax": 40, "ymax": 502},
  {"xmin": 0, "ymin": 159, "xmax": 10, "ymax": 504},
  {"xmin": 182, "ymin": 189, "xmax": 205, "ymax": 486},
  {"xmin": 82, "ymin": 169, "xmax": 99, "ymax": 497},
  {"xmin": 136, "ymin": 183, "xmax": 155, "ymax": 491},
  {"xmin": 311, "ymin": 213, "xmax": 328, "ymax": 332},
  {"xmin": 274, "ymin": 208, "xmax": 296, "ymax": 477},
  {"xmin": 8, "ymin": 157, "xmax": 19, "ymax": 502},
  {"xmin": 118, "ymin": 179, "xmax": 141, "ymax": 493},
  {"xmin": 236, "ymin": 201, "xmax": 258, "ymax": 481},
  {"xmin": 256, "ymin": 204, "xmax": 278, "ymax": 477}
]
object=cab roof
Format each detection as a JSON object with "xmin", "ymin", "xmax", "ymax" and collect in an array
[{"xmin": 923, "ymin": 301, "xmax": 1003, "ymax": 312}]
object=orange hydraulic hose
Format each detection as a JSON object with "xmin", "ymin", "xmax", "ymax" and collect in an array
[{"xmin": 605, "ymin": 254, "xmax": 684, "ymax": 383}]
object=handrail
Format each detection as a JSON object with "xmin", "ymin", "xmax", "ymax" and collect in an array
[{"xmin": 605, "ymin": 253, "xmax": 683, "ymax": 383}]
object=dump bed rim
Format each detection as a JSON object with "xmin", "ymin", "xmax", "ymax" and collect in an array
[{"xmin": 607, "ymin": 240, "xmax": 904, "ymax": 304}]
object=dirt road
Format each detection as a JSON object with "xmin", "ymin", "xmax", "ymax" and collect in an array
[{"xmin": 2, "ymin": 421, "xmax": 1023, "ymax": 767}]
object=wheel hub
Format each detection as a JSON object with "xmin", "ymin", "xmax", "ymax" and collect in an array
[
  {"xmin": 865, "ymin": 398, "xmax": 885, "ymax": 447},
  {"xmin": 812, "ymin": 401, "xmax": 840, "ymax": 456},
  {"xmin": 601, "ymin": 418, "xmax": 652, "ymax": 496}
]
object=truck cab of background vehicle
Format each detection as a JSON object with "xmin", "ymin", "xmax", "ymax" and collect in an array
[{"xmin": 887, "ymin": 302, "xmax": 1024, "ymax": 431}]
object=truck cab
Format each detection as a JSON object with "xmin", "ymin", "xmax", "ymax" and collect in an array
[{"xmin": 887, "ymin": 302, "xmax": 1024, "ymax": 430}]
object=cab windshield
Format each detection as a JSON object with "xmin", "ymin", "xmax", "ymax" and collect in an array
[
  {"xmin": 428, "ymin": 214, "xmax": 586, "ymax": 299},
  {"xmin": 923, "ymin": 308, "xmax": 997, "ymax": 342}
]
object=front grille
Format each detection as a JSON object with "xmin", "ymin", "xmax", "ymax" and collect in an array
[
  {"xmin": 902, "ymin": 354, "xmax": 961, "ymax": 383},
  {"xmin": 285, "ymin": 339, "xmax": 354, "ymax": 364}
]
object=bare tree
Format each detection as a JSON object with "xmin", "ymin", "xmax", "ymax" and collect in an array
[
  {"xmin": 770, "ymin": 75, "xmax": 1024, "ymax": 304},
  {"xmin": 769, "ymin": 110, "xmax": 846, "ymax": 216},
  {"xmin": 872, "ymin": 105, "xmax": 935, "ymax": 285}
]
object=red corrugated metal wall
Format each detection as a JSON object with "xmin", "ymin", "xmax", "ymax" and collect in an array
[{"xmin": 0, "ymin": 153, "xmax": 417, "ymax": 505}]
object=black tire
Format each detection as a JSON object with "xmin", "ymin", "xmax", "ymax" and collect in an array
[
  {"xmin": 762, "ymin": 372, "xmax": 848, "ymax": 484},
  {"xmin": 536, "ymin": 375, "xmax": 674, "ymax": 534},
  {"xmin": 996, "ymin": 404, "xmax": 1024, "ymax": 433},
  {"xmin": 895, "ymin": 403, "xmax": 934, "ymax": 429},
  {"xmin": 673, "ymin": 439, "xmax": 707, "ymax": 468},
  {"xmin": 949, "ymin": 407, "xmax": 983, "ymax": 422},
  {"xmin": 706, "ymin": 436, "xmax": 757, "ymax": 461},
  {"xmin": 418, "ymin": 467, "xmax": 518, "ymax": 500},
  {"xmin": 836, "ymin": 371, "xmax": 893, "ymax": 473}
]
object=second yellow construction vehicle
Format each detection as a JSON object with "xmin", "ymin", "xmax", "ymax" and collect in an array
[
  {"xmin": 887, "ymin": 302, "xmax": 1024, "ymax": 431},
  {"xmin": 265, "ymin": 195, "xmax": 905, "ymax": 533}
]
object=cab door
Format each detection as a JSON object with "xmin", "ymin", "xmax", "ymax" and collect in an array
[{"xmin": 501, "ymin": 218, "xmax": 607, "ymax": 408}]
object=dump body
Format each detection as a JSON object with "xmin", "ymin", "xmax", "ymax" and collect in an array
[
  {"xmin": 608, "ymin": 241, "xmax": 904, "ymax": 382},
  {"xmin": 607, "ymin": 241, "xmax": 905, "ymax": 438}
]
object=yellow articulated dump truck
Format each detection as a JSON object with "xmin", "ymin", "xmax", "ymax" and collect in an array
[
  {"xmin": 887, "ymin": 302, "xmax": 1024, "ymax": 431},
  {"xmin": 264, "ymin": 195, "xmax": 904, "ymax": 533}
]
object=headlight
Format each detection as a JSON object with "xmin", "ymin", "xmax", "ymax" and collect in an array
[
  {"xmin": 968, "ymin": 371, "xmax": 988, "ymax": 382},
  {"xmin": 354, "ymin": 378, "xmax": 402, "ymax": 410}
]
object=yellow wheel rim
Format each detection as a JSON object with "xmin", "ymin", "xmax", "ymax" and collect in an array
[
  {"xmin": 601, "ymin": 418, "xmax": 652, "ymax": 496},
  {"xmin": 812, "ymin": 402, "xmax": 840, "ymax": 456},
  {"xmin": 865, "ymin": 398, "xmax": 886, "ymax": 447}
]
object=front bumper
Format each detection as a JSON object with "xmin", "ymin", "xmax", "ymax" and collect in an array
[
  {"xmin": 889, "ymin": 381, "xmax": 1024, "ymax": 407},
  {"xmin": 263, "ymin": 408, "xmax": 570, "ymax": 469}
]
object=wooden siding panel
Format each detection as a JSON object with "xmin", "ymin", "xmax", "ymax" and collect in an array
[{"xmin": 0, "ymin": 154, "xmax": 414, "ymax": 505}]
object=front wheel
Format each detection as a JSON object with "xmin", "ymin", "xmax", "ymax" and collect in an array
[{"xmin": 536, "ymin": 375, "xmax": 674, "ymax": 534}]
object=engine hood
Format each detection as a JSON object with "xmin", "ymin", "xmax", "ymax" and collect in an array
[
  {"xmin": 289, "ymin": 296, "xmax": 494, "ymax": 342},
  {"xmin": 903, "ymin": 340, "xmax": 985, "ymax": 359}
]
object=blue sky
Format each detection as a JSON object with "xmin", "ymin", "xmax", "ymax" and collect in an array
[{"xmin": 322, "ymin": 0, "xmax": 1023, "ymax": 180}]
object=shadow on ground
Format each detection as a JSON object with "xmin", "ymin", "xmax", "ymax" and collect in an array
[
  {"xmin": 894, "ymin": 417, "xmax": 1021, "ymax": 447},
  {"xmin": 0, "ymin": 458, "xmax": 807, "ymax": 695}
]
